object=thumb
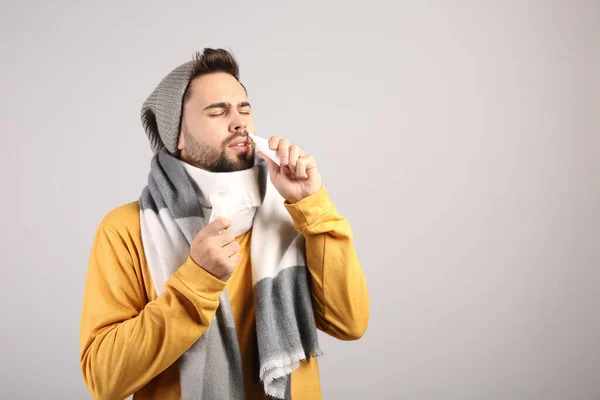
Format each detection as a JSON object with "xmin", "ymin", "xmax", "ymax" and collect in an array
[
  {"xmin": 258, "ymin": 151, "xmax": 279, "ymax": 177},
  {"xmin": 207, "ymin": 217, "xmax": 232, "ymax": 235}
]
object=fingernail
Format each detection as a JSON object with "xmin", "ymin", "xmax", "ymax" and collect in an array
[{"xmin": 281, "ymin": 156, "xmax": 288, "ymax": 165}]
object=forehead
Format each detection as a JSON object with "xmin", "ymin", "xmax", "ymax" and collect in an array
[{"xmin": 187, "ymin": 72, "xmax": 247, "ymax": 106}]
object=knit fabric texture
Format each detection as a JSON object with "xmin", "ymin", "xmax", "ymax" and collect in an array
[
  {"xmin": 139, "ymin": 149, "xmax": 322, "ymax": 399},
  {"xmin": 141, "ymin": 61, "xmax": 195, "ymax": 154}
]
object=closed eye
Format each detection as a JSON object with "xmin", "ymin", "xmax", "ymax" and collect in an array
[{"xmin": 238, "ymin": 101, "xmax": 251, "ymax": 115}]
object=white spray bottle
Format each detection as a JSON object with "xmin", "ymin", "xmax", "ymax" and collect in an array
[{"xmin": 248, "ymin": 133, "xmax": 281, "ymax": 166}]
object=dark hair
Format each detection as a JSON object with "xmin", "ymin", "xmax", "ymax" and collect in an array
[{"xmin": 182, "ymin": 48, "xmax": 246, "ymax": 105}]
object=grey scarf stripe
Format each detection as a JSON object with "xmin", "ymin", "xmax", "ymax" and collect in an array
[{"xmin": 139, "ymin": 148, "xmax": 321, "ymax": 399}]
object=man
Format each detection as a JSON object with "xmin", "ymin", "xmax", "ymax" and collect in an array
[{"xmin": 80, "ymin": 48, "xmax": 369, "ymax": 400}]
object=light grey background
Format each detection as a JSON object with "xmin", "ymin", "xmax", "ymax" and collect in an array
[{"xmin": 1, "ymin": 0, "xmax": 599, "ymax": 399}]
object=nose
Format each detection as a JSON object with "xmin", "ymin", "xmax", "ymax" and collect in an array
[{"xmin": 229, "ymin": 112, "xmax": 248, "ymax": 134}]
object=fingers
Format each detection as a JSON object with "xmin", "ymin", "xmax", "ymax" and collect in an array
[
  {"xmin": 207, "ymin": 217, "xmax": 232, "ymax": 235},
  {"xmin": 228, "ymin": 252, "xmax": 242, "ymax": 267},
  {"xmin": 266, "ymin": 137, "xmax": 317, "ymax": 180},
  {"xmin": 294, "ymin": 155, "xmax": 317, "ymax": 179},
  {"xmin": 191, "ymin": 217, "xmax": 242, "ymax": 281},
  {"xmin": 287, "ymin": 144, "xmax": 303, "ymax": 171},
  {"xmin": 276, "ymin": 138, "xmax": 291, "ymax": 166},
  {"xmin": 222, "ymin": 239, "xmax": 241, "ymax": 258},
  {"xmin": 268, "ymin": 136, "xmax": 281, "ymax": 150},
  {"xmin": 268, "ymin": 137, "xmax": 303, "ymax": 168},
  {"xmin": 217, "ymin": 230, "xmax": 236, "ymax": 247},
  {"xmin": 268, "ymin": 137, "xmax": 298, "ymax": 168}
]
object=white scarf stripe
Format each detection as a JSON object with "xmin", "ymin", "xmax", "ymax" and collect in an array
[{"xmin": 138, "ymin": 148, "xmax": 321, "ymax": 399}]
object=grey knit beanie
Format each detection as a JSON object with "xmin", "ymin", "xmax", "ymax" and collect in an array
[{"xmin": 141, "ymin": 60, "xmax": 196, "ymax": 154}]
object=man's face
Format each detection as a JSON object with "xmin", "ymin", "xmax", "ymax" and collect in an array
[{"xmin": 177, "ymin": 72, "xmax": 256, "ymax": 172}]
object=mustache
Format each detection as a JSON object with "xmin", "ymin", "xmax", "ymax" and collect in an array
[{"xmin": 222, "ymin": 130, "xmax": 250, "ymax": 147}]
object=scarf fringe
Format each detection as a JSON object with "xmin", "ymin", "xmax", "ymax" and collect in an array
[
  {"xmin": 260, "ymin": 349, "xmax": 324, "ymax": 398},
  {"xmin": 140, "ymin": 150, "xmax": 322, "ymax": 399}
]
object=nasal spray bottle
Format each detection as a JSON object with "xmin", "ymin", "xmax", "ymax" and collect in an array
[{"xmin": 248, "ymin": 133, "xmax": 281, "ymax": 166}]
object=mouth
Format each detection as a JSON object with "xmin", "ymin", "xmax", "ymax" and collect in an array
[{"xmin": 228, "ymin": 137, "xmax": 251, "ymax": 152}]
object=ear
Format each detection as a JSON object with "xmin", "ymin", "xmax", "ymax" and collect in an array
[
  {"xmin": 177, "ymin": 131, "xmax": 185, "ymax": 150},
  {"xmin": 177, "ymin": 119, "xmax": 186, "ymax": 151}
]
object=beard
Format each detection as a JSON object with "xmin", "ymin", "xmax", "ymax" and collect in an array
[{"xmin": 181, "ymin": 127, "xmax": 255, "ymax": 173}]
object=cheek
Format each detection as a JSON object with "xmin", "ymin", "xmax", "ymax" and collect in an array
[
  {"xmin": 247, "ymin": 118, "xmax": 256, "ymax": 133},
  {"xmin": 190, "ymin": 118, "xmax": 224, "ymax": 147}
]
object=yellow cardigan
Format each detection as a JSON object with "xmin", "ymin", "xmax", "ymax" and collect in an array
[{"xmin": 80, "ymin": 186, "xmax": 369, "ymax": 399}]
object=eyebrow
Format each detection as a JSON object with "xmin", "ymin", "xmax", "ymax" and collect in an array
[{"xmin": 203, "ymin": 101, "xmax": 251, "ymax": 111}]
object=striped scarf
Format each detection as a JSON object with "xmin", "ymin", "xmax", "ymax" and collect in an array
[{"xmin": 139, "ymin": 148, "xmax": 322, "ymax": 399}]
